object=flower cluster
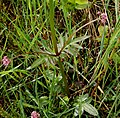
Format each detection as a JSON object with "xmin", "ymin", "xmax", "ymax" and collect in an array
[
  {"xmin": 31, "ymin": 111, "xmax": 40, "ymax": 118},
  {"xmin": 2, "ymin": 56, "xmax": 10, "ymax": 66},
  {"xmin": 101, "ymin": 13, "xmax": 107, "ymax": 24},
  {"xmin": 97, "ymin": 12, "xmax": 107, "ymax": 25}
]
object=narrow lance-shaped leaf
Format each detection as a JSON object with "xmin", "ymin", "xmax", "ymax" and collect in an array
[
  {"xmin": 26, "ymin": 57, "xmax": 45, "ymax": 70},
  {"xmin": 82, "ymin": 103, "xmax": 98, "ymax": 116}
]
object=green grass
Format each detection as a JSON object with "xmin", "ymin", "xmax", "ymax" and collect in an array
[{"xmin": 0, "ymin": 0, "xmax": 120, "ymax": 117}]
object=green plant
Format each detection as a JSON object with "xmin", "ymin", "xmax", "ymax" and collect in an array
[
  {"xmin": 0, "ymin": 0, "xmax": 120, "ymax": 117},
  {"xmin": 73, "ymin": 94, "xmax": 98, "ymax": 117},
  {"xmin": 68, "ymin": 0, "xmax": 90, "ymax": 10}
]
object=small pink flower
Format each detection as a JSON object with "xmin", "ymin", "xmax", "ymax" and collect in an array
[
  {"xmin": 97, "ymin": 12, "xmax": 107, "ymax": 25},
  {"xmin": 97, "ymin": 11, "xmax": 101, "ymax": 15},
  {"xmin": 31, "ymin": 111, "xmax": 40, "ymax": 118},
  {"xmin": 101, "ymin": 19, "xmax": 106, "ymax": 24},
  {"xmin": 101, "ymin": 13, "xmax": 107, "ymax": 24},
  {"xmin": 2, "ymin": 56, "xmax": 10, "ymax": 66},
  {"xmin": 101, "ymin": 13, "xmax": 107, "ymax": 20}
]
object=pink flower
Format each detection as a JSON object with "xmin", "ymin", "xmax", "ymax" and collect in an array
[
  {"xmin": 97, "ymin": 12, "xmax": 107, "ymax": 25},
  {"xmin": 101, "ymin": 13, "xmax": 107, "ymax": 20},
  {"xmin": 2, "ymin": 56, "xmax": 10, "ymax": 66},
  {"xmin": 101, "ymin": 19, "xmax": 106, "ymax": 24},
  {"xmin": 31, "ymin": 111, "xmax": 40, "ymax": 118},
  {"xmin": 101, "ymin": 13, "xmax": 107, "ymax": 24},
  {"xmin": 97, "ymin": 11, "xmax": 101, "ymax": 15}
]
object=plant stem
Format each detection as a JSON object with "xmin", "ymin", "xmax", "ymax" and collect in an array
[
  {"xmin": 58, "ymin": 57, "xmax": 70, "ymax": 96},
  {"xmin": 49, "ymin": 0, "xmax": 69, "ymax": 96},
  {"xmin": 49, "ymin": 0, "xmax": 58, "ymax": 55}
]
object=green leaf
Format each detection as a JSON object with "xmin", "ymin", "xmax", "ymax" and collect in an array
[
  {"xmin": 23, "ymin": 103, "xmax": 38, "ymax": 109},
  {"xmin": 75, "ymin": 4, "xmax": 88, "ymax": 9},
  {"xmin": 82, "ymin": 103, "xmax": 98, "ymax": 116},
  {"xmin": 59, "ymin": 96, "xmax": 69, "ymax": 106},
  {"xmin": 39, "ymin": 96, "xmax": 49, "ymax": 108},
  {"xmin": 68, "ymin": 0, "xmax": 75, "ymax": 4},
  {"xmin": 66, "ymin": 35, "xmax": 90, "ymax": 48},
  {"xmin": 75, "ymin": 0, "xmax": 88, "ymax": 5},
  {"xmin": 75, "ymin": 0, "xmax": 89, "ymax": 9},
  {"xmin": 26, "ymin": 89, "xmax": 38, "ymax": 106},
  {"xmin": 98, "ymin": 25, "xmax": 108, "ymax": 37},
  {"xmin": 63, "ymin": 96, "xmax": 69, "ymax": 102},
  {"xmin": 68, "ymin": 0, "xmax": 89, "ymax": 9},
  {"xmin": 26, "ymin": 57, "xmax": 45, "ymax": 70},
  {"xmin": 112, "ymin": 53, "xmax": 120, "ymax": 64}
]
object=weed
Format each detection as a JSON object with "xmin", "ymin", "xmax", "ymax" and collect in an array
[{"xmin": 0, "ymin": 0, "xmax": 120, "ymax": 117}]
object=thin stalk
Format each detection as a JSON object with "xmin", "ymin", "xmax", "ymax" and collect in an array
[
  {"xmin": 58, "ymin": 57, "xmax": 70, "ymax": 96},
  {"xmin": 49, "ymin": 0, "xmax": 69, "ymax": 96},
  {"xmin": 115, "ymin": 0, "xmax": 119, "ymax": 22},
  {"xmin": 100, "ymin": 25, "xmax": 105, "ymax": 57},
  {"xmin": 61, "ymin": 0, "xmax": 71, "ymax": 34},
  {"xmin": 107, "ymin": 86, "xmax": 120, "ymax": 118},
  {"xmin": 109, "ymin": 20, "xmax": 120, "ymax": 59},
  {"xmin": 49, "ymin": 0, "xmax": 58, "ymax": 55}
]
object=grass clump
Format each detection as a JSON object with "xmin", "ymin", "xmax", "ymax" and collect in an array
[{"xmin": 0, "ymin": 0, "xmax": 120, "ymax": 117}]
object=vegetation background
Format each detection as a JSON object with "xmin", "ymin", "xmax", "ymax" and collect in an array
[{"xmin": 0, "ymin": 0, "xmax": 120, "ymax": 117}]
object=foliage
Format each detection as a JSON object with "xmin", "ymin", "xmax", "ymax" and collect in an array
[
  {"xmin": 74, "ymin": 94, "xmax": 98, "ymax": 117},
  {"xmin": 0, "ymin": 0, "xmax": 120, "ymax": 117}
]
